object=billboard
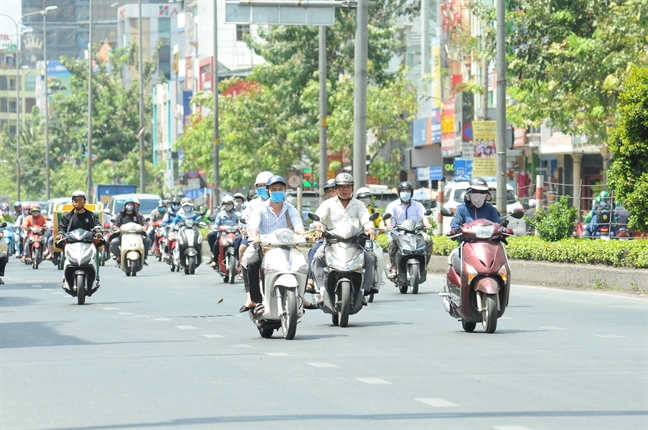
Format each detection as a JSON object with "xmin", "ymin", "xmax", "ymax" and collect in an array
[{"xmin": 472, "ymin": 121, "xmax": 497, "ymax": 177}]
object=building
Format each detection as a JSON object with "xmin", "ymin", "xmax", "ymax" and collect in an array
[{"xmin": 0, "ymin": 64, "xmax": 40, "ymax": 134}]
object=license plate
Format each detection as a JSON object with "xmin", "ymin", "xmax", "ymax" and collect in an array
[{"xmin": 0, "ymin": 243, "xmax": 7, "ymax": 252}]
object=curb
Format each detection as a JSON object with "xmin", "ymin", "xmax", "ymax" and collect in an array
[{"xmin": 427, "ymin": 255, "xmax": 648, "ymax": 293}]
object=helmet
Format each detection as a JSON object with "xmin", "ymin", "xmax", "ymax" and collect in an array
[
  {"xmin": 171, "ymin": 197, "xmax": 181, "ymax": 205},
  {"xmin": 123, "ymin": 198, "xmax": 135, "ymax": 205},
  {"xmin": 233, "ymin": 193, "xmax": 245, "ymax": 201},
  {"xmin": 21, "ymin": 203, "xmax": 30, "ymax": 210},
  {"xmin": 323, "ymin": 179, "xmax": 336, "ymax": 191},
  {"xmin": 266, "ymin": 175, "xmax": 287, "ymax": 188},
  {"xmin": 398, "ymin": 181, "xmax": 414, "ymax": 192},
  {"xmin": 133, "ymin": 198, "xmax": 140, "ymax": 206},
  {"xmin": 356, "ymin": 186, "xmax": 372, "ymax": 200},
  {"xmin": 157, "ymin": 199, "xmax": 166, "ymax": 207},
  {"xmin": 13, "ymin": 201, "xmax": 21, "ymax": 208},
  {"xmin": 467, "ymin": 177, "xmax": 490, "ymax": 193},
  {"xmin": 1, "ymin": 203, "xmax": 9, "ymax": 211},
  {"xmin": 247, "ymin": 190, "xmax": 258, "ymax": 201},
  {"xmin": 255, "ymin": 171, "xmax": 273, "ymax": 186},
  {"xmin": 71, "ymin": 190, "xmax": 86, "ymax": 200},
  {"xmin": 30, "ymin": 204, "xmax": 41, "ymax": 213},
  {"xmin": 180, "ymin": 197, "xmax": 193, "ymax": 207},
  {"xmin": 599, "ymin": 191, "xmax": 610, "ymax": 199},
  {"xmin": 222, "ymin": 195, "xmax": 234, "ymax": 204},
  {"xmin": 334, "ymin": 173, "xmax": 354, "ymax": 186}
]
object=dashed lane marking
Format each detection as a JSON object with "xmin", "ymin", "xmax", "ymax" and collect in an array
[
  {"xmin": 539, "ymin": 326, "xmax": 564, "ymax": 330},
  {"xmin": 203, "ymin": 334, "xmax": 223, "ymax": 338},
  {"xmin": 307, "ymin": 362, "xmax": 337, "ymax": 368},
  {"xmin": 118, "ymin": 312, "xmax": 133, "ymax": 315},
  {"xmin": 232, "ymin": 344, "xmax": 253, "ymax": 348},
  {"xmin": 154, "ymin": 318, "xmax": 171, "ymax": 321},
  {"xmin": 416, "ymin": 398, "xmax": 459, "ymax": 407},
  {"xmin": 176, "ymin": 325, "xmax": 196, "ymax": 330},
  {"xmin": 499, "ymin": 317, "xmax": 513, "ymax": 320},
  {"xmin": 357, "ymin": 378, "xmax": 391, "ymax": 385},
  {"xmin": 42, "ymin": 289, "xmax": 53, "ymax": 291},
  {"xmin": 135, "ymin": 315, "xmax": 151, "ymax": 318},
  {"xmin": 596, "ymin": 335, "xmax": 626, "ymax": 339},
  {"xmin": 32, "ymin": 285, "xmax": 42, "ymax": 288},
  {"xmin": 103, "ymin": 307, "xmax": 119, "ymax": 310},
  {"xmin": 52, "ymin": 292, "xmax": 64, "ymax": 295},
  {"xmin": 266, "ymin": 352, "xmax": 289, "ymax": 356}
]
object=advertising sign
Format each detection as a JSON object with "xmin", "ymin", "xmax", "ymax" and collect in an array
[
  {"xmin": 472, "ymin": 121, "xmax": 497, "ymax": 177},
  {"xmin": 441, "ymin": 101, "xmax": 455, "ymax": 156},
  {"xmin": 412, "ymin": 117, "xmax": 429, "ymax": 147},
  {"xmin": 431, "ymin": 108, "xmax": 441, "ymax": 144},
  {"xmin": 454, "ymin": 158, "xmax": 473, "ymax": 181}
]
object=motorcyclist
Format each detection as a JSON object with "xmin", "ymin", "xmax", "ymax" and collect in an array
[
  {"xmin": 237, "ymin": 171, "xmax": 273, "ymax": 275},
  {"xmin": 161, "ymin": 197, "xmax": 182, "ymax": 226},
  {"xmin": 305, "ymin": 179, "xmax": 337, "ymax": 294},
  {"xmin": 0, "ymin": 204, "xmax": 13, "ymax": 223},
  {"xmin": 614, "ymin": 201, "xmax": 630, "ymax": 230},
  {"xmin": 233, "ymin": 193, "xmax": 246, "ymax": 216},
  {"xmin": 148, "ymin": 199, "xmax": 167, "ymax": 253},
  {"xmin": 208, "ymin": 195, "xmax": 239, "ymax": 268},
  {"xmin": 172, "ymin": 198, "xmax": 202, "ymax": 225},
  {"xmin": 584, "ymin": 191, "xmax": 613, "ymax": 238},
  {"xmin": 56, "ymin": 190, "xmax": 103, "ymax": 289},
  {"xmin": 385, "ymin": 181, "xmax": 433, "ymax": 279},
  {"xmin": 449, "ymin": 177, "xmax": 501, "ymax": 235},
  {"xmin": 21, "ymin": 204, "xmax": 48, "ymax": 263},
  {"xmin": 15, "ymin": 203, "xmax": 31, "ymax": 257},
  {"xmin": 356, "ymin": 186, "xmax": 383, "ymax": 229},
  {"xmin": 12, "ymin": 201, "xmax": 22, "ymax": 218},
  {"xmin": 110, "ymin": 198, "xmax": 150, "ymax": 264},
  {"xmin": 310, "ymin": 173, "xmax": 377, "ymax": 302},
  {"xmin": 241, "ymin": 174, "xmax": 307, "ymax": 312}
]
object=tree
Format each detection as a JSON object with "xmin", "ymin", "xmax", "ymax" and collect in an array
[{"xmin": 607, "ymin": 66, "xmax": 648, "ymax": 232}]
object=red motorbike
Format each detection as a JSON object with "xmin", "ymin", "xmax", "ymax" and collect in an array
[
  {"xmin": 165, "ymin": 225, "xmax": 179, "ymax": 272},
  {"xmin": 152, "ymin": 220, "xmax": 166, "ymax": 261},
  {"xmin": 439, "ymin": 208, "xmax": 523, "ymax": 333},
  {"xmin": 214, "ymin": 224, "xmax": 240, "ymax": 283},
  {"xmin": 25, "ymin": 225, "xmax": 48, "ymax": 269}
]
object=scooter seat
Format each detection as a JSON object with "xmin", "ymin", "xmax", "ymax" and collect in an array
[{"xmin": 452, "ymin": 251, "xmax": 462, "ymax": 277}]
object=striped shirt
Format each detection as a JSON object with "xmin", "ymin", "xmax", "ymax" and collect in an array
[{"xmin": 249, "ymin": 200, "xmax": 303, "ymax": 235}]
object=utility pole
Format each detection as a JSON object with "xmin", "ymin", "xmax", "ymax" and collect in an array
[
  {"xmin": 87, "ymin": 0, "xmax": 93, "ymax": 200},
  {"xmin": 213, "ymin": 0, "xmax": 220, "ymax": 211},
  {"xmin": 43, "ymin": 7, "xmax": 50, "ymax": 200},
  {"xmin": 138, "ymin": 0, "xmax": 145, "ymax": 193},
  {"xmin": 353, "ymin": 0, "xmax": 368, "ymax": 188},
  {"xmin": 16, "ymin": 26, "xmax": 22, "ymax": 201},
  {"xmin": 496, "ymin": 0, "xmax": 507, "ymax": 213},
  {"xmin": 318, "ymin": 26, "xmax": 327, "ymax": 204},
  {"xmin": 421, "ymin": 0, "xmax": 431, "ymax": 117}
]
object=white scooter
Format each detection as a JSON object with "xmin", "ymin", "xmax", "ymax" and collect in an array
[
  {"xmin": 58, "ymin": 228, "xmax": 103, "ymax": 305},
  {"xmin": 248, "ymin": 228, "xmax": 309, "ymax": 340},
  {"xmin": 117, "ymin": 222, "xmax": 146, "ymax": 277}
]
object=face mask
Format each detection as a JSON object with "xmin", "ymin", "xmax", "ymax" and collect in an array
[
  {"xmin": 171, "ymin": 204, "xmax": 180, "ymax": 211},
  {"xmin": 224, "ymin": 204, "xmax": 234, "ymax": 212},
  {"xmin": 33, "ymin": 212, "xmax": 41, "ymax": 217},
  {"xmin": 234, "ymin": 202, "xmax": 243, "ymax": 210},
  {"xmin": 359, "ymin": 198, "xmax": 371, "ymax": 206},
  {"xmin": 270, "ymin": 191, "xmax": 285, "ymax": 203},
  {"xmin": 183, "ymin": 205, "xmax": 193, "ymax": 213},
  {"xmin": 2, "ymin": 210, "xmax": 8, "ymax": 215},
  {"xmin": 125, "ymin": 204, "xmax": 134, "ymax": 211},
  {"xmin": 158, "ymin": 207, "xmax": 166, "ymax": 213},
  {"xmin": 400, "ymin": 192, "xmax": 411, "ymax": 201},
  {"xmin": 257, "ymin": 187, "xmax": 269, "ymax": 199},
  {"xmin": 469, "ymin": 193, "xmax": 487, "ymax": 208}
]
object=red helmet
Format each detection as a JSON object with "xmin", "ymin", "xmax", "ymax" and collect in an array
[
  {"xmin": 21, "ymin": 203, "xmax": 30, "ymax": 210},
  {"xmin": 133, "ymin": 199, "xmax": 140, "ymax": 206}
]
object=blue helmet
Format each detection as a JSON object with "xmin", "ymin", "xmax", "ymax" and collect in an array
[{"xmin": 266, "ymin": 175, "xmax": 287, "ymax": 189}]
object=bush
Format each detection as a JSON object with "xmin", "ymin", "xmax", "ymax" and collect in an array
[{"xmin": 527, "ymin": 195, "xmax": 577, "ymax": 242}]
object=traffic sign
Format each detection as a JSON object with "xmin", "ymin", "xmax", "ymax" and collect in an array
[
  {"xmin": 225, "ymin": 0, "xmax": 336, "ymax": 26},
  {"xmin": 287, "ymin": 175, "xmax": 301, "ymax": 188}
]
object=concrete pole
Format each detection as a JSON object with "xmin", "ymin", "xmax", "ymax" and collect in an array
[
  {"xmin": 16, "ymin": 24, "xmax": 21, "ymax": 201},
  {"xmin": 421, "ymin": 0, "xmax": 430, "ymax": 117},
  {"xmin": 87, "ymin": 0, "xmax": 93, "ymax": 200},
  {"xmin": 318, "ymin": 26, "xmax": 327, "ymax": 204},
  {"xmin": 43, "ymin": 10, "xmax": 50, "ymax": 200},
  {"xmin": 213, "ymin": 0, "xmax": 220, "ymax": 211},
  {"xmin": 495, "ymin": 0, "xmax": 507, "ymax": 214},
  {"xmin": 572, "ymin": 154, "xmax": 582, "ymax": 220},
  {"xmin": 138, "ymin": 0, "xmax": 145, "ymax": 193},
  {"xmin": 353, "ymin": 0, "xmax": 368, "ymax": 188}
]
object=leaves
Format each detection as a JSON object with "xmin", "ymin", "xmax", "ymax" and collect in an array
[{"xmin": 527, "ymin": 195, "xmax": 578, "ymax": 242}]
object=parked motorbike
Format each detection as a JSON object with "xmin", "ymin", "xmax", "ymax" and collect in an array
[
  {"xmin": 116, "ymin": 222, "xmax": 146, "ymax": 277},
  {"xmin": 57, "ymin": 227, "xmax": 104, "ymax": 305},
  {"xmin": 439, "ymin": 208, "xmax": 523, "ymax": 333},
  {"xmin": 214, "ymin": 223, "xmax": 240, "ymax": 283},
  {"xmin": 172, "ymin": 219, "xmax": 206, "ymax": 275},
  {"xmin": 248, "ymin": 228, "xmax": 309, "ymax": 339},
  {"xmin": 25, "ymin": 226, "xmax": 48, "ymax": 269},
  {"xmin": 307, "ymin": 212, "xmax": 380, "ymax": 327},
  {"xmin": 386, "ymin": 210, "xmax": 433, "ymax": 295}
]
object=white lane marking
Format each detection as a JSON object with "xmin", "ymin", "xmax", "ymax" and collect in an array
[
  {"xmin": 596, "ymin": 335, "xmax": 626, "ymax": 339},
  {"xmin": 514, "ymin": 283, "xmax": 647, "ymax": 301},
  {"xmin": 494, "ymin": 426, "xmax": 532, "ymax": 430},
  {"xmin": 203, "ymin": 334, "xmax": 223, "ymax": 338},
  {"xmin": 266, "ymin": 352, "xmax": 289, "ymax": 356},
  {"xmin": 32, "ymin": 284, "xmax": 42, "ymax": 288},
  {"xmin": 357, "ymin": 378, "xmax": 391, "ymax": 385},
  {"xmin": 103, "ymin": 307, "xmax": 119, "ymax": 310},
  {"xmin": 408, "ymin": 309, "xmax": 427, "ymax": 312},
  {"xmin": 135, "ymin": 315, "xmax": 151, "ymax": 318},
  {"xmin": 376, "ymin": 305, "xmax": 393, "ymax": 308},
  {"xmin": 539, "ymin": 326, "xmax": 564, "ymax": 330},
  {"xmin": 52, "ymin": 292, "xmax": 64, "ymax": 295},
  {"xmin": 176, "ymin": 325, "xmax": 196, "ymax": 330},
  {"xmin": 232, "ymin": 344, "xmax": 253, "ymax": 348},
  {"xmin": 42, "ymin": 288, "xmax": 53, "ymax": 291},
  {"xmin": 118, "ymin": 312, "xmax": 133, "ymax": 315},
  {"xmin": 416, "ymin": 398, "xmax": 459, "ymax": 407},
  {"xmin": 307, "ymin": 362, "xmax": 337, "ymax": 368},
  {"xmin": 154, "ymin": 318, "xmax": 171, "ymax": 321}
]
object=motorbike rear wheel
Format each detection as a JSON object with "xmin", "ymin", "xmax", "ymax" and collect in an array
[
  {"xmin": 76, "ymin": 273, "xmax": 86, "ymax": 305},
  {"xmin": 227, "ymin": 255, "xmax": 236, "ymax": 284},
  {"xmin": 259, "ymin": 327, "xmax": 274, "ymax": 338},
  {"xmin": 338, "ymin": 281, "xmax": 351, "ymax": 328},
  {"xmin": 33, "ymin": 248, "xmax": 41, "ymax": 270},
  {"xmin": 482, "ymin": 293, "xmax": 498, "ymax": 333},
  {"xmin": 410, "ymin": 266, "xmax": 420, "ymax": 294},
  {"xmin": 462, "ymin": 320, "xmax": 476, "ymax": 332},
  {"xmin": 57, "ymin": 253, "xmax": 64, "ymax": 270},
  {"xmin": 398, "ymin": 283, "xmax": 408, "ymax": 294},
  {"xmin": 281, "ymin": 289, "xmax": 298, "ymax": 340}
]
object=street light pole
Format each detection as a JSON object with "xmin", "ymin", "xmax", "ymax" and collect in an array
[
  {"xmin": 352, "ymin": 0, "xmax": 368, "ymax": 188},
  {"xmin": 43, "ymin": 8, "xmax": 50, "ymax": 200},
  {"xmin": 87, "ymin": 0, "xmax": 93, "ymax": 199},
  {"xmin": 318, "ymin": 26, "xmax": 327, "ymax": 205},
  {"xmin": 212, "ymin": 0, "xmax": 220, "ymax": 211},
  {"xmin": 495, "ymin": 0, "xmax": 507, "ymax": 213},
  {"xmin": 138, "ymin": 0, "xmax": 145, "ymax": 193}
]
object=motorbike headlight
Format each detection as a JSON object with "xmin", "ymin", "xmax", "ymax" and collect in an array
[
  {"xmin": 498, "ymin": 265, "xmax": 508, "ymax": 283},
  {"xmin": 186, "ymin": 220, "xmax": 194, "ymax": 228},
  {"xmin": 473, "ymin": 225, "xmax": 494, "ymax": 239},
  {"xmin": 80, "ymin": 246, "xmax": 95, "ymax": 266},
  {"xmin": 297, "ymin": 263, "xmax": 309, "ymax": 274},
  {"xmin": 128, "ymin": 225, "xmax": 137, "ymax": 234},
  {"xmin": 276, "ymin": 230, "xmax": 294, "ymax": 245},
  {"xmin": 325, "ymin": 247, "xmax": 343, "ymax": 269},
  {"xmin": 466, "ymin": 264, "xmax": 478, "ymax": 284}
]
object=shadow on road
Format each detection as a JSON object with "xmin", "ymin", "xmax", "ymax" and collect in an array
[{"xmin": 0, "ymin": 296, "xmax": 41, "ymax": 307}]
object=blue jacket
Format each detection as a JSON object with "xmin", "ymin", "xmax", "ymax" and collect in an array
[{"xmin": 450, "ymin": 203, "xmax": 501, "ymax": 231}]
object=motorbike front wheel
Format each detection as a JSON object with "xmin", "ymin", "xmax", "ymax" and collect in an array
[
  {"xmin": 338, "ymin": 281, "xmax": 351, "ymax": 328},
  {"xmin": 410, "ymin": 265, "xmax": 420, "ymax": 295},
  {"xmin": 33, "ymin": 248, "xmax": 41, "ymax": 270},
  {"xmin": 76, "ymin": 273, "xmax": 86, "ymax": 305},
  {"xmin": 57, "ymin": 253, "xmax": 64, "ymax": 270},
  {"xmin": 227, "ymin": 255, "xmax": 236, "ymax": 284},
  {"xmin": 281, "ymin": 289, "xmax": 298, "ymax": 340},
  {"xmin": 482, "ymin": 293, "xmax": 498, "ymax": 333},
  {"xmin": 259, "ymin": 327, "xmax": 274, "ymax": 338},
  {"xmin": 188, "ymin": 256, "xmax": 196, "ymax": 275}
]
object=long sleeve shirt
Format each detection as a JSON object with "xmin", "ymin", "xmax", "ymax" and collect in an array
[
  {"xmin": 450, "ymin": 203, "xmax": 501, "ymax": 231},
  {"xmin": 249, "ymin": 201, "xmax": 303, "ymax": 235}
]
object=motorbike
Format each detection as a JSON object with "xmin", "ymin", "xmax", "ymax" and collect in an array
[
  {"xmin": 172, "ymin": 219, "xmax": 207, "ymax": 275},
  {"xmin": 247, "ymin": 228, "xmax": 309, "ymax": 340},
  {"xmin": 25, "ymin": 225, "xmax": 48, "ymax": 269},
  {"xmin": 57, "ymin": 227, "xmax": 103, "ymax": 305},
  {"xmin": 213, "ymin": 223, "xmax": 240, "ymax": 283},
  {"xmin": 152, "ymin": 220, "xmax": 167, "ymax": 261},
  {"xmin": 386, "ymin": 210, "xmax": 433, "ymax": 295},
  {"xmin": 366, "ymin": 227, "xmax": 386, "ymax": 304},
  {"xmin": 439, "ymin": 208, "xmax": 523, "ymax": 333},
  {"xmin": 116, "ymin": 222, "xmax": 146, "ymax": 277},
  {"xmin": 0, "ymin": 222, "xmax": 8, "ymax": 264},
  {"xmin": 307, "ymin": 212, "xmax": 380, "ymax": 327},
  {"xmin": 2, "ymin": 222, "xmax": 15, "ymax": 262}
]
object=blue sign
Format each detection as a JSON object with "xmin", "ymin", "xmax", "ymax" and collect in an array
[
  {"xmin": 416, "ymin": 166, "xmax": 443, "ymax": 181},
  {"xmin": 412, "ymin": 117, "xmax": 428, "ymax": 147},
  {"xmin": 431, "ymin": 108, "xmax": 441, "ymax": 144},
  {"xmin": 454, "ymin": 158, "xmax": 473, "ymax": 180},
  {"xmin": 429, "ymin": 166, "xmax": 442, "ymax": 180},
  {"xmin": 185, "ymin": 188, "xmax": 205, "ymax": 200}
]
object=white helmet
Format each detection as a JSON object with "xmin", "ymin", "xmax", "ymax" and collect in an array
[
  {"xmin": 222, "ymin": 195, "xmax": 234, "ymax": 204},
  {"xmin": 71, "ymin": 190, "xmax": 86, "ymax": 200},
  {"xmin": 356, "ymin": 187, "xmax": 371, "ymax": 199},
  {"xmin": 255, "ymin": 171, "xmax": 273, "ymax": 186}
]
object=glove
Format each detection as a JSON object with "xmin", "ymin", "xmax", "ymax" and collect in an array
[{"xmin": 448, "ymin": 229, "xmax": 458, "ymax": 236}]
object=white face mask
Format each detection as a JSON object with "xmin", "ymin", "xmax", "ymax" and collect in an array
[
  {"xmin": 125, "ymin": 204, "xmax": 134, "ymax": 211},
  {"xmin": 224, "ymin": 204, "xmax": 234, "ymax": 212},
  {"xmin": 183, "ymin": 205, "xmax": 193, "ymax": 213},
  {"xmin": 469, "ymin": 193, "xmax": 487, "ymax": 208},
  {"xmin": 359, "ymin": 198, "xmax": 371, "ymax": 206}
]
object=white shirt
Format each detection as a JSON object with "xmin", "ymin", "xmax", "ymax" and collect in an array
[
  {"xmin": 241, "ymin": 197, "xmax": 267, "ymax": 225},
  {"xmin": 249, "ymin": 200, "xmax": 303, "ymax": 235},
  {"xmin": 314, "ymin": 197, "xmax": 371, "ymax": 232},
  {"xmin": 385, "ymin": 199, "xmax": 427, "ymax": 234}
]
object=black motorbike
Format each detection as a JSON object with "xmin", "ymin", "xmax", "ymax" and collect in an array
[{"xmin": 388, "ymin": 215, "xmax": 431, "ymax": 295}]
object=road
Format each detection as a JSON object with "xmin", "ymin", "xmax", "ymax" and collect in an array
[{"xmin": 1, "ymin": 255, "xmax": 646, "ymax": 429}]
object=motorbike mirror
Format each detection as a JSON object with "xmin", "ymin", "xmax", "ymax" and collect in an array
[
  {"xmin": 110, "ymin": 216, "xmax": 117, "ymax": 223},
  {"xmin": 509, "ymin": 209, "xmax": 525, "ymax": 219},
  {"xmin": 424, "ymin": 209, "xmax": 433, "ymax": 216},
  {"xmin": 0, "ymin": 222, "xmax": 6, "ymax": 229},
  {"xmin": 103, "ymin": 209, "xmax": 111, "ymax": 214},
  {"xmin": 239, "ymin": 218, "xmax": 247, "ymax": 225},
  {"xmin": 308, "ymin": 213, "xmax": 321, "ymax": 222},
  {"xmin": 382, "ymin": 213, "xmax": 392, "ymax": 221},
  {"xmin": 440, "ymin": 207, "xmax": 454, "ymax": 217},
  {"xmin": 368, "ymin": 212, "xmax": 380, "ymax": 222},
  {"xmin": 144, "ymin": 216, "xmax": 151, "ymax": 222}
]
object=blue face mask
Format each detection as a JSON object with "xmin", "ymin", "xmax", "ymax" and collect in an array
[
  {"xmin": 257, "ymin": 187, "xmax": 269, "ymax": 199},
  {"xmin": 158, "ymin": 207, "xmax": 166, "ymax": 213},
  {"xmin": 270, "ymin": 191, "xmax": 285, "ymax": 203},
  {"xmin": 400, "ymin": 192, "xmax": 411, "ymax": 201}
]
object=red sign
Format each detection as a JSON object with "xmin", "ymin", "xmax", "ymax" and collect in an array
[{"xmin": 514, "ymin": 128, "xmax": 527, "ymax": 148}]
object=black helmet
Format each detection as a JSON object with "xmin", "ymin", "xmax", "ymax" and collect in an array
[
  {"xmin": 467, "ymin": 177, "xmax": 489, "ymax": 193},
  {"xmin": 323, "ymin": 179, "xmax": 336, "ymax": 190},
  {"xmin": 335, "ymin": 173, "xmax": 354, "ymax": 186},
  {"xmin": 398, "ymin": 181, "xmax": 414, "ymax": 192},
  {"xmin": 266, "ymin": 175, "xmax": 287, "ymax": 188}
]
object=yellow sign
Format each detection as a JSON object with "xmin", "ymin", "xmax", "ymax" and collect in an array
[
  {"xmin": 431, "ymin": 37, "xmax": 442, "ymax": 109},
  {"xmin": 472, "ymin": 121, "xmax": 496, "ymax": 177}
]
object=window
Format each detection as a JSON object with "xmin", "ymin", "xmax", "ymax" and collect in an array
[
  {"xmin": 25, "ymin": 76, "xmax": 36, "ymax": 91},
  {"xmin": 9, "ymin": 100, "xmax": 16, "ymax": 113},
  {"xmin": 9, "ymin": 79, "xmax": 15, "ymax": 91},
  {"xmin": 9, "ymin": 125, "xmax": 16, "ymax": 135},
  {"xmin": 0, "ymin": 98, "xmax": 7, "ymax": 113},
  {"xmin": 0, "ymin": 76, "xmax": 7, "ymax": 90},
  {"xmin": 236, "ymin": 24, "xmax": 250, "ymax": 41},
  {"xmin": 0, "ymin": 120, "xmax": 6, "ymax": 130}
]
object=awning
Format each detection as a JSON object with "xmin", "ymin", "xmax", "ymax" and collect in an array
[{"xmin": 540, "ymin": 133, "xmax": 572, "ymax": 154}]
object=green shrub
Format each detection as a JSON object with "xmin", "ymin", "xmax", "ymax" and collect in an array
[{"xmin": 528, "ymin": 195, "xmax": 577, "ymax": 242}]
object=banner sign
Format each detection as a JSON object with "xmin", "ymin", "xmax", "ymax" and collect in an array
[{"xmin": 472, "ymin": 121, "xmax": 497, "ymax": 177}]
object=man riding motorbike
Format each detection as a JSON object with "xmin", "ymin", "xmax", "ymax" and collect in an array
[
  {"xmin": 172, "ymin": 198, "xmax": 202, "ymax": 225},
  {"xmin": 208, "ymin": 195, "xmax": 240, "ymax": 267},
  {"xmin": 385, "ymin": 181, "xmax": 433, "ymax": 279},
  {"xmin": 0, "ymin": 204, "xmax": 13, "ymax": 223},
  {"xmin": 12, "ymin": 201, "xmax": 22, "ymax": 219},
  {"xmin": 310, "ymin": 173, "xmax": 377, "ymax": 303},
  {"xmin": 305, "ymin": 179, "xmax": 337, "ymax": 294},
  {"xmin": 233, "ymin": 193, "xmax": 246, "ymax": 215},
  {"xmin": 56, "ymin": 190, "xmax": 103, "ymax": 290},
  {"xmin": 110, "ymin": 198, "xmax": 150, "ymax": 264},
  {"xmin": 14, "ymin": 203, "xmax": 31, "ymax": 258},
  {"xmin": 161, "ymin": 197, "xmax": 182, "ymax": 226},
  {"xmin": 583, "ymin": 191, "xmax": 613, "ymax": 238},
  {"xmin": 21, "ymin": 204, "xmax": 48, "ymax": 263},
  {"xmin": 237, "ymin": 171, "xmax": 273, "ymax": 276},
  {"xmin": 148, "ymin": 199, "xmax": 167, "ymax": 253}
]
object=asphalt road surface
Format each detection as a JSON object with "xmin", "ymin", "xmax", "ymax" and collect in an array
[{"xmin": 1, "ymin": 254, "xmax": 647, "ymax": 430}]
